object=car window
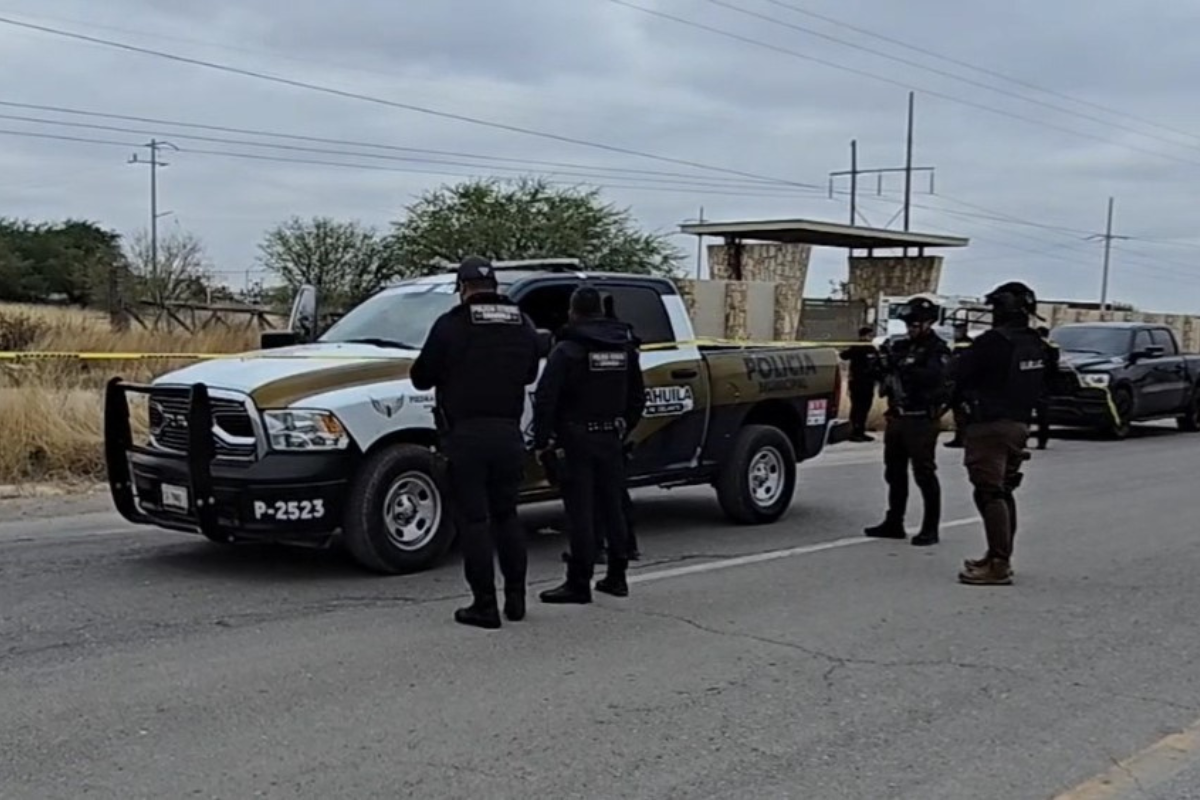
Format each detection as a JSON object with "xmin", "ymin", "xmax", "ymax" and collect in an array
[
  {"xmin": 1050, "ymin": 326, "xmax": 1131, "ymax": 356},
  {"xmin": 1150, "ymin": 328, "xmax": 1178, "ymax": 355},
  {"xmin": 1133, "ymin": 330, "xmax": 1154, "ymax": 353},
  {"xmin": 604, "ymin": 285, "xmax": 674, "ymax": 344}
]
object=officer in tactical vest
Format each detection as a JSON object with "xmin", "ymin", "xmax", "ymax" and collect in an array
[
  {"xmin": 865, "ymin": 297, "xmax": 951, "ymax": 547},
  {"xmin": 533, "ymin": 286, "xmax": 645, "ymax": 604},
  {"xmin": 411, "ymin": 256, "xmax": 541, "ymax": 629},
  {"xmin": 952, "ymin": 281, "xmax": 1046, "ymax": 586}
]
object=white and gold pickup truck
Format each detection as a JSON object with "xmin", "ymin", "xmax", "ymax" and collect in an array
[{"xmin": 105, "ymin": 262, "xmax": 847, "ymax": 574}]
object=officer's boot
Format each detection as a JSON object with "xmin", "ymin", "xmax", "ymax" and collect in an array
[
  {"xmin": 595, "ymin": 559, "xmax": 629, "ymax": 598},
  {"xmin": 503, "ymin": 587, "xmax": 526, "ymax": 622},
  {"xmin": 454, "ymin": 594, "xmax": 502, "ymax": 630},
  {"xmin": 864, "ymin": 515, "xmax": 906, "ymax": 539},
  {"xmin": 539, "ymin": 560, "xmax": 593, "ymax": 605}
]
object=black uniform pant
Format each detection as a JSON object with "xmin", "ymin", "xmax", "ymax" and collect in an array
[
  {"xmin": 848, "ymin": 381, "xmax": 875, "ymax": 437},
  {"xmin": 443, "ymin": 419, "xmax": 527, "ymax": 603},
  {"xmin": 561, "ymin": 426, "xmax": 628, "ymax": 584},
  {"xmin": 882, "ymin": 414, "xmax": 941, "ymax": 531},
  {"xmin": 964, "ymin": 420, "xmax": 1028, "ymax": 563},
  {"xmin": 1033, "ymin": 400, "xmax": 1050, "ymax": 448},
  {"xmin": 596, "ymin": 471, "xmax": 637, "ymax": 553}
]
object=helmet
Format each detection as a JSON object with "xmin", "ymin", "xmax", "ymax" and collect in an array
[
  {"xmin": 898, "ymin": 296, "xmax": 939, "ymax": 324},
  {"xmin": 985, "ymin": 281, "xmax": 1037, "ymax": 317}
]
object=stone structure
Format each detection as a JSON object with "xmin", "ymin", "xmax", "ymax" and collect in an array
[
  {"xmin": 773, "ymin": 282, "xmax": 803, "ymax": 340},
  {"xmin": 707, "ymin": 242, "xmax": 810, "ymax": 284},
  {"xmin": 847, "ymin": 255, "xmax": 943, "ymax": 307}
]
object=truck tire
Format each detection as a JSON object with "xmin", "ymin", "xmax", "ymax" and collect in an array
[
  {"xmin": 1177, "ymin": 389, "xmax": 1200, "ymax": 432},
  {"xmin": 716, "ymin": 425, "xmax": 797, "ymax": 524},
  {"xmin": 342, "ymin": 444, "xmax": 455, "ymax": 575},
  {"xmin": 1106, "ymin": 387, "xmax": 1133, "ymax": 440}
]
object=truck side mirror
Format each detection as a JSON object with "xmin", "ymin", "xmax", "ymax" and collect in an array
[
  {"xmin": 1135, "ymin": 344, "xmax": 1165, "ymax": 361},
  {"xmin": 260, "ymin": 330, "xmax": 298, "ymax": 350},
  {"xmin": 287, "ymin": 284, "xmax": 319, "ymax": 344},
  {"xmin": 536, "ymin": 329, "xmax": 554, "ymax": 358}
]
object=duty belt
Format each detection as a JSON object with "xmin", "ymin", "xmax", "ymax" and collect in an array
[{"xmin": 571, "ymin": 419, "xmax": 624, "ymax": 434}]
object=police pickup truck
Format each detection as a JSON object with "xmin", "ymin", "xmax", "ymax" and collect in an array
[
  {"xmin": 105, "ymin": 263, "xmax": 847, "ymax": 574},
  {"xmin": 1047, "ymin": 322, "xmax": 1200, "ymax": 438}
]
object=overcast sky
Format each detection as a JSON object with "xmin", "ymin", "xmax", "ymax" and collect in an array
[{"xmin": 3, "ymin": 0, "xmax": 1200, "ymax": 312}]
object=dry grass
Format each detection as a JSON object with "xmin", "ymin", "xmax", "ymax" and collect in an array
[{"xmin": 0, "ymin": 303, "xmax": 259, "ymax": 483}]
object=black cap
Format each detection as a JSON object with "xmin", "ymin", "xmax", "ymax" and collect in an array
[
  {"xmin": 456, "ymin": 255, "xmax": 497, "ymax": 285},
  {"xmin": 570, "ymin": 285, "xmax": 604, "ymax": 317},
  {"xmin": 899, "ymin": 297, "xmax": 939, "ymax": 323}
]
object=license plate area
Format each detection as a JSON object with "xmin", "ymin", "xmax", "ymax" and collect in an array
[{"xmin": 161, "ymin": 483, "xmax": 190, "ymax": 511}]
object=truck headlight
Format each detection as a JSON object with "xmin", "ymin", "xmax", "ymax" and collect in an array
[
  {"xmin": 1081, "ymin": 373, "xmax": 1111, "ymax": 388},
  {"xmin": 262, "ymin": 410, "xmax": 350, "ymax": 451}
]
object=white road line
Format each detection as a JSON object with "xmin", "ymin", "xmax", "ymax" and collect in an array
[{"xmin": 629, "ymin": 516, "xmax": 981, "ymax": 585}]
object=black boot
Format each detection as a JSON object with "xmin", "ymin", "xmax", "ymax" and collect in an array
[
  {"xmin": 504, "ymin": 588, "xmax": 526, "ymax": 622},
  {"xmin": 540, "ymin": 561, "xmax": 593, "ymax": 604},
  {"xmin": 910, "ymin": 528, "xmax": 939, "ymax": 547},
  {"xmin": 864, "ymin": 518, "xmax": 906, "ymax": 539},
  {"xmin": 595, "ymin": 560, "xmax": 629, "ymax": 598},
  {"xmin": 454, "ymin": 597, "xmax": 501, "ymax": 630}
]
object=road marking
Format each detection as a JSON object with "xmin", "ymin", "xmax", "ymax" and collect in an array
[
  {"xmin": 1052, "ymin": 717, "xmax": 1200, "ymax": 799},
  {"xmin": 630, "ymin": 516, "xmax": 980, "ymax": 585}
]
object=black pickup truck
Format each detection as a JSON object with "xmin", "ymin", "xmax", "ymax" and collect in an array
[{"xmin": 1047, "ymin": 322, "xmax": 1200, "ymax": 438}]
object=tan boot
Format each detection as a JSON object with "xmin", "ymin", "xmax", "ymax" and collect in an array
[
  {"xmin": 958, "ymin": 559, "xmax": 1013, "ymax": 586},
  {"xmin": 962, "ymin": 555, "xmax": 1014, "ymax": 577}
]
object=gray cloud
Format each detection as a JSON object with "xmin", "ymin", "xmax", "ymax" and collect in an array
[{"xmin": 2, "ymin": 0, "xmax": 1200, "ymax": 310}]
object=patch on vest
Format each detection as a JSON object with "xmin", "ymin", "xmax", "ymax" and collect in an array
[
  {"xmin": 469, "ymin": 304, "xmax": 521, "ymax": 325},
  {"xmin": 589, "ymin": 351, "xmax": 628, "ymax": 372},
  {"xmin": 1019, "ymin": 358, "xmax": 1044, "ymax": 371}
]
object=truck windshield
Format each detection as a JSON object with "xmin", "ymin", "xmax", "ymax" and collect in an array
[
  {"xmin": 319, "ymin": 283, "xmax": 460, "ymax": 349},
  {"xmin": 1050, "ymin": 326, "xmax": 1131, "ymax": 356}
]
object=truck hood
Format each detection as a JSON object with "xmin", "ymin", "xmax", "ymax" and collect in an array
[
  {"xmin": 1059, "ymin": 350, "xmax": 1126, "ymax": 372},
  {"xmin": 152, "ymin": 342, "xmax": 419, "ymax": 408}
]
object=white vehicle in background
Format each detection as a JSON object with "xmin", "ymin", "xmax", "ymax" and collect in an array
[{"xmin": 873, "ymin": 293, "xmax": 989, "ymax": 347}]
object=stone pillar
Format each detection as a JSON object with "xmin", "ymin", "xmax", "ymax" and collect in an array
[
  {"xmin": 846, "ymin": 255, "xmax": 943, "ymax": 308},
  {"xmin": 675, "ymin": 278, "xmax": 698, "ymax": 321},
  {"xmin": 774, "ymin": 282, "xmax": 802, "ymax": 340},
  {"xmin": 707, "ymin": 242, "xmax": 810, "ymax": 286},
  {"xmin": 724, "ymin": 282, "xmax": 749, "ymax": 340}
]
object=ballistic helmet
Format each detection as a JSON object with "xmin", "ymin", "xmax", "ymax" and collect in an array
[
  {"xmin": 985, "ymin": 281, "xmax": 1038, "ymax": 317},
  {"xmin": 898, "ymin": 296, "xmax": 939, "ymax": 324}
]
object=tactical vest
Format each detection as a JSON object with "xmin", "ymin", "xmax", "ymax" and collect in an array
[{"xmin": 972, "ymin": 327, "xmax": 1045, "ymax": 423}]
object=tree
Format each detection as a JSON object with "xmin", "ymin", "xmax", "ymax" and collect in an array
[
  {"xmin": 0, "ymin": 218, "xmax": 125, "ymax": 305},
  {"xmin": 125, "ymin": 228, "xmax": 212, "ymax": 305},
  {"xmin": 258, "ymin": 217, "xmax": 395, "ymax": 310},
  {"xmin": 387, "ymin": 178, "xmax": 683, "ymax": 276}
]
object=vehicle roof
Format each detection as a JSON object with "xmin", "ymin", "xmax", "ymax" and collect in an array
[
  {"xmin": 1056, "ymin": 321, "xmax": 1168, "ymax": 330},
  {"xmin": 389, "ymin": 270, "xmax": 678, "ymax": 292}
]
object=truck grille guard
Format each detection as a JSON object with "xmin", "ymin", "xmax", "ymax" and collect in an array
[{"xmin": 104, "ymin": 378, "xmax": 220, "ymax": 537}]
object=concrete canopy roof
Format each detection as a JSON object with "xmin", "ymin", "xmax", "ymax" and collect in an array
[{"xmin": 679, "ymin": 217, "xmax": 969, "ymax": 250}]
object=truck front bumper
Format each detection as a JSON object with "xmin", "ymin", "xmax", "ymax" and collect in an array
[
  {"xmin": 105, "ymin": 379, "xmax": 356, "ymax": 545},
  {"xmin": 1047, "ymin": 388, "xmax": 1118, "ymax": 429}
]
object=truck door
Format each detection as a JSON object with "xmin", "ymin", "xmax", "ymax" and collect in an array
[
  {"xmin": 603, "ymin": 284, "xmax": 710, "ymax": 477},
  {"xmin": 1149, "ymin": 327, "xmax": 1189, "ymax": 413}
]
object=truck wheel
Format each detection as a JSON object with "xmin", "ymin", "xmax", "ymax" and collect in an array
[
  {"xmin": 716, "ymin": 425, "xmax": 797, "ymax": 524},
  {"xmin": 1177, "ymin": 390, "xmax": 1200, "ymax": 432},
  {"xmin": 1106, "ymin": 387, "xmax": 1133, "ymax": 440},
  {"xmin": 342, "ymin": 444, "xmax": 455, "ymax": 574}
]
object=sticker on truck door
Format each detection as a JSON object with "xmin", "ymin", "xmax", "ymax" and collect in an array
[
  {"xmin": 644, "ymin": 385, "xmax": 694, "ymax": 417},
  {"xmin": 806, "ymin": 399, "xmax": 828, "ymax": 426}
]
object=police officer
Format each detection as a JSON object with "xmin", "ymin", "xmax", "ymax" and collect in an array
[
  {"xmin": 603, "ymin": 293, "xmax": 641, "ymax": 561},
  {"xmin": 864, "ymin": 297, "xmax": 951, "ymax": 547},
  {"xmin": 839, "ymin": 326, "xmax": 879, "ymax": 443},
  {"xmin": 945, "ymin": 322, "xmax": 972, "ymax": 449},
  {"xmin": 410, "ymin": 256, "xmax": 541, "ymax": 629},
  {"xmin": 1033, "ymin": 326, "xmax": 1059, "ymax": 450},
  {"xmin": 533, "ymin": 286, "xmax": 645, "ymax": 604},
  {"xmin": 952, "ymin": 281, "xmax": 1045, "ymax": 586}
]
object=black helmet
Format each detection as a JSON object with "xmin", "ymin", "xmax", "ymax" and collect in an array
[
  {"xmin": 985, "ymin": 281, "xmax": 1037, "ymax": 317},
  {"xmin": 898, "ymin": 296, "xmax": 939, "ymax": 324}
]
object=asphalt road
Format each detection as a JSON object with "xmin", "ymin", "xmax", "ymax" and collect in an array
[{"xmin": 2, "ymin": 426, "xmax": 1200, "ymax": 800}]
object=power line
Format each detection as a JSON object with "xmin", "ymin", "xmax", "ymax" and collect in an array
[
  {"xmin": 0, "ymin": 101, "xmax": 795, "ymax": 188},
  {"xmin": 700, "ymin": 0, "xmax": 1200, "ymax": 156},
  {"xmin": 0, "ymin": 112, "xmax": 823, "ymax": 195},
  {"xmin": 0, "ymin": 127, "xmax": 821, "ymax": 200},
  {"xmin": 606, "ymin": 0, "xmax": 1200, "ymax": 171},
  {"xmin": 756, "ymin": 0, "xmax": 1200, "ymax": 147},
  {"xmin": 0, "ymin": 15, "xmax": 826, "ymax": 192}
]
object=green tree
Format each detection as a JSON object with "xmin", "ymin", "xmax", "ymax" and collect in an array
[
  {"xmin": 0, "ymin": 218, "xmax": 125, "ymax": 306},
  {"xmin": 258, "ymin": 217, "xmax": 395, "ymax": 310},
  {"xmin": 387, "ymin": 178, "xmax": 683, "ymax": 276}
]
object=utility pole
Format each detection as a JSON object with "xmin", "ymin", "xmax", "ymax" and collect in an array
[
  {"xmin": 1087, "ymin": 196, "xmax": 1129, "ymax": 314},
  {"xmin": 849, "ymin": 139, "xmax": 858, "ymax": 225},
  {"xmin": 128, "ymin": 139, "xmax": 178, "ymax": 274},
  {"xmin": 903, "ymin": 91, "xmax": 915, "ymax": 232},
  {"xmin": 695, "ymin": 206, "xmax": 705, "ymax": 279}
]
